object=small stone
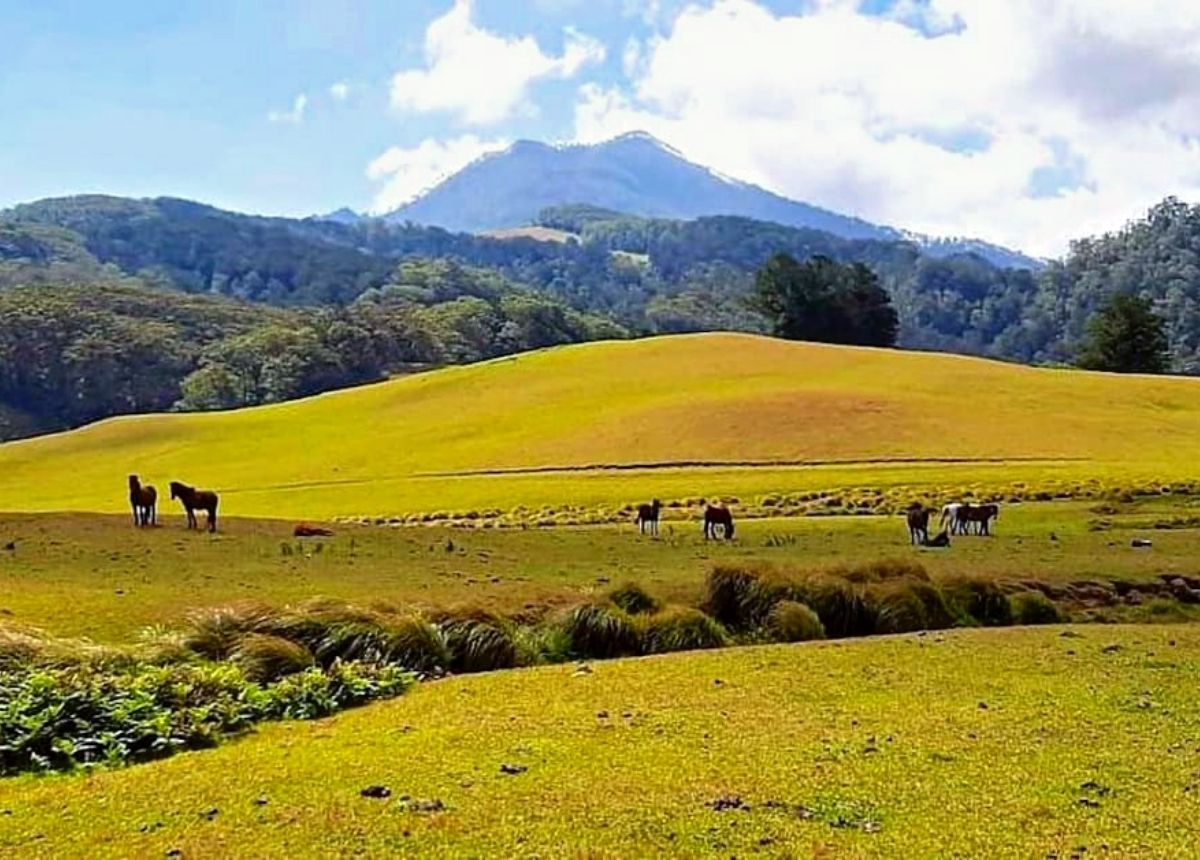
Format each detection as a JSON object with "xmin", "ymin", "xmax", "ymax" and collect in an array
[
  {"xmin": 253, "ymin": 795, "xmax": 269, "ymax": 806},
  {"xmin": 499, "ymin": 763, "xmax": 528, "ymax": 775},
  {"xmin": 1077, "ymin": 797, "xmax": 1101, "ymax": 808},
  {"xmin": 201, "ymin": 808, "xmax": 219, "ymax": 821},
  {"xmin": 360, "ymin": 785, "xmax": 392, "ymax": 799},
  {"xmin": 596, "ymin": 710, "xmax": 609, "ymax": 719}
]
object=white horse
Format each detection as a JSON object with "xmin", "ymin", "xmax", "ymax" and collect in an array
[{"xmin": 940, "ymin": 503, "xmax": 963, "ymax": 535}]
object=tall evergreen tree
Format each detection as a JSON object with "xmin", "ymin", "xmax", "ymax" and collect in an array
[{"xmin": 1077, "ymin": 293, "xmax": 1169, "ymax": 374}]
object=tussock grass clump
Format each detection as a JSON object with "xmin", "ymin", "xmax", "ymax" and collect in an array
[
  {"xmin": 833, "ymin": 558, "xmax": 931, "ymax": 584},
  {"xmin": 942, "ymin": 577, "xmax": 1014, "ymax": 627},
  {"xmin": 802, "ymin": 577, "xmax": 879, "ymax": 638},
  {"xmin": 607, "ymin": 582, "xmax": 661, "ymax": 615},
  {"xmin": 765, "ymin": 601, "xmax": 825, "ymax": 642},
  {"xmin": 560, "ymin": 602, "xmax": 641, "ymax": 659},
  {"xmin": 1011, "ymin": 591, "xmax": 1065, "ymax": 625},
  {"xmin": 703, "ymin": 564, "xmax": 800, "ymax": 629},
  {"xmin": 872, "ymin": 579, "xmax": 957, "ymax": 635},
  {"xmin": 434, "ymin": 608, "xmax": 520, "ymax": 673},
  {"xmin": 182, "ymin": 602, "xmax": 277, "ymax": 660},
  {"xmin": 639, "ymin": 606, "xmax": 729, "ymax": 654},
  {"xmin": 231, "ymin": 633, "xmax": 315, "ymax": 682}
]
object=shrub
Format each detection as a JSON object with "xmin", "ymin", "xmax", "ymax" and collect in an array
[
  {"xmin": 1011, "ymin": 592, "xmax": 1065, "ymax": 625},
  {"xmin": 703, "ymin": 564, "xmax": 798, "ymax": 630},
  {"xmin": 231, "ymin": 634, "xmax": 314, "ymax": 682},
  {"xmin": 639, "ymin": 606, "xmax": 729, "ymax": 654},
  {"xmin": 607, "ymin": 582, "xmax": 661, "ymax": 615},
  {"xmin": 0, "ymin": 660, "xmax": 413, "ymax": 776},
  {"xmin": 834, "ymin": 559, "xmax": 930, "ymax": 584},
  {"xmin": 560, "ymin": 602, "xmax": 641, "ymax": 659},
  {"xmin": 942, "ymin": 577, "xmax": 1013, "ymax": 627},
  {"xmin": 435, "ymin": 608, "xmax": 520, "ymax": 673},
  {"xmin": 764, "ymin": 601, "xmax": 825, "ymax": 642}
]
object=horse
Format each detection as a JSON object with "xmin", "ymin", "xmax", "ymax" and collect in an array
[
  {"xmin": 924, "ymin": 529, "xmax": 951, "ymax": 548},
  {"xmin": 128, "ymin": 475, "xmax": 157, "ymax": 527},
  {"xmin": 703, "ymin": 503, "xmax": 735, "ymax": 540},
  {"xmin": 170, "ymin": 481, "xmax": 219, "ymax": 532},
  {"xmin": 955, "ymin": 503, "xmax": 999, "ymax": 536},
  {"xmin": 906, "ymin": 504, "xmax": 931, "ymax": 545},
  {"xmin": 939, "ymin": 502, "xmax": 963, "ymax": 535},
  {"xmin": 635, "ymin": 499, "xmax": 662, "ymax": 536}
]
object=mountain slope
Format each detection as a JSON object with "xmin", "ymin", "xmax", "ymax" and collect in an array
[
  {"xmin": 1, "ymin": 332, "xmax": 1197, "ymax": 518},
  {"xmin": 385, "ymin": 133, "xmax": 1041, "ymax": 269}
]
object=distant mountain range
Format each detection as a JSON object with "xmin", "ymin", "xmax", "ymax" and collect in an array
[{"xmin": 366, "ymin": 132, "xmax": 1041, "ymax": 270}]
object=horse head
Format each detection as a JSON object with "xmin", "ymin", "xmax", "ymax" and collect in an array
[
  {"xmin": 128, "ymin": 474, "xmax": 140, "ymax": 490},
  {"xmin": 169, "ymin": 481, "xmax": 185, "ymax": 500}
]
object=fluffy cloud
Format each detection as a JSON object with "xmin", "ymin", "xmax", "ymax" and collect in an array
[
  {"xmin": 267, "ymin": 93, "xmax": 307, "ymax": 124},
  {"xmin": 366, "ymin": 135, "xmax": 510, "ymax": 213},
  {"xmin": 390, "ymin": 0, "xmax": 605, "ymax": 125},
  {"xmin": 574, "ymin": 0, "xmax": 1200, "ymax": 256},
  {"xmin": 329, "ymin": 82, "xmax": 350, "ymax": 102}
]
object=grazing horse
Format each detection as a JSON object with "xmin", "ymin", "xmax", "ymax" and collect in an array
[
  {"xmin": 906, "ymin": 504, "xmax": 931, "ymax": 545},
  {"xmin": 635, "ymin": 499, "xmax": 662, "ymax": 536},
  {"xmin": 955, "ymin": 503, "xmax": 999, "ymax": 536},
  {"xmin": 128, "ymin": 475, "xmax": 157, "ymax": 527},
  {"xmin": 940, "ymin": 503, "xmax": 963, "ymax": 535},
  {"xmin": 170, "ymin": 481, "xmax": 219, "ymax": 532},
  {"xmin": 703, "ymin": 504, "xmax": 735, "ymax": 540}
]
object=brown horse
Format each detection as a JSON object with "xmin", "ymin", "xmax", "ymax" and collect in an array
[
  {"xmin": 955, "ymin": 503, "xmax": 999, "ymax": 536},
  {"xmin": 128, "ymin": 475, "xmax": 157, "ymax": 527},
  {"xmin": 635, "ymin": 499, "xmax": 662, "ymax": 536},
  {"xmin": 703, "ymin": 503, "xmax": 735, "ymax": 540},
  {"xmin": 906, "ymin": 504, "xmax": 931, "ymax": 545},
  {"xmin": 170, "ymin": 481, "xmax": 219, "ymax": 532}
]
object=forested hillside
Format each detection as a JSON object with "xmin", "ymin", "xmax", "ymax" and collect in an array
[{"xmin": 4, "ymin": 193, "xmax": 1200, "ymax": 439}]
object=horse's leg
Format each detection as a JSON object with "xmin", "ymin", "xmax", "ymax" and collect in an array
[{"xmin": 209, "ymin": 506, "xmax": 217, "ymax": 533}]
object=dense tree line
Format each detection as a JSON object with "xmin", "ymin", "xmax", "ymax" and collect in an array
[{"xmin": 0, "ymin": 260, "xmax": 624, "ymax": 438}]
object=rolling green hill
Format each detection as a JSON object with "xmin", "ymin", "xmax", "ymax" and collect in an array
[{"xmin": 1, "ymin": 333, "xmax": 1198, "ymax": 519}]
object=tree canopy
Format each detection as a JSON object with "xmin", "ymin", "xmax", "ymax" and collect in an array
[{"xmin": 1076, "ymin": 294, "xmax": 1169, "ymax": 374}]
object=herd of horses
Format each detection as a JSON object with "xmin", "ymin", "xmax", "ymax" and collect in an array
[
  {"xmin": 906, "ymin": 501, "xmax": 1000, "ymax": 547},
  {"xmin": 636, "ymin": 499, "xmax": 736, "ymax": 540},
  {"xmin": 128, "ymin": 475, "xmax": 219, "ymax": 532},
  {"xmin": 635, "ymin": 496, "xmax": 999, "ymax": 546}
]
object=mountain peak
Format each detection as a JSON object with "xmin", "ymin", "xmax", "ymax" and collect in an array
[{"xmin": 381, "ymin": 134, "xmax": 1039, "ymax": 268}]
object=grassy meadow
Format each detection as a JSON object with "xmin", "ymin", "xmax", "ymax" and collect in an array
[
  {"xmin": 5, "ymin": 333, "xmax": 1200, "ymax": 856},
  {"xmin": 4, "ymin": 624, "xmax": 1200, "ymax": 858},
  {"xmin": 1, "ymin": 333, "xmax": 1200, "ymax": 520},
  {"xmin": 2, "ymin": 498, "xmax": 1198, "ymax": 642}
]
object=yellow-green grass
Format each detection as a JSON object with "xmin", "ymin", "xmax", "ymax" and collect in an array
[
  {"xmin": 3, "ymin": 624, "xmax": 1198, "ymax": 858},
  {"xmin": 3, "ymin": 499, "xmax": 1197, "ymax": 643},
  {"xmin": 2, "ymin": 333, "xmax": 1200, "ymax": 520}
]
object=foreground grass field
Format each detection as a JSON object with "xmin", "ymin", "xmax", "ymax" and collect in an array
[
  {"xmin": 2, "ymin": 333, "xmax": 1200, "ymax": 519},
  {"xmin": 3, "ymin": 498, "xmax": 1198, "ymax": 641},
  {"xmin": 3, "ymin": 624, "xmax": 1198, "ymax": 858}
]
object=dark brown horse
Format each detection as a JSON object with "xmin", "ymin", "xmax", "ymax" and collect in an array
[
  {"xmin": 128, "ymin": 475, "xmax": 157, "ymax": 527},
  {"xmin": 955, "ymin": 503, "xmax": 999, "ymax": 536},
  {"xmin": 635, "ymin": 499, "xmax": 662, "ymax": 535},
  {"xmin": 703, "ymin": 503, "xmax": 735, "ymax": 540},
  {"xmin": 906, "ymin": 504, "xmax": 931, "ymax": 545},
  {"xmin": 170, "ymin": 481, "xmax": 219, "ymax": 532}
]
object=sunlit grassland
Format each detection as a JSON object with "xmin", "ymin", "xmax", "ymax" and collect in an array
[
  {"xmin": 1, "ymin": 333, "xmax": 1200, "ymax": 519},
  {"xmin": 3, "ymin": 624, "xmax": 1199, "ymax": 858},
  {"xmin": 2, "ymin": 499, "xmax": 1198, "ymax": 642}
]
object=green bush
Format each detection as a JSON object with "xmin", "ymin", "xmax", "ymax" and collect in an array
[
  {"xmin": 0, "ymin": 660, "xmax": 412, "ymax": 776},
  {"xmin": 703, "ymin": 564, "xmax": 799, "ymax": 630},
  {"xmin": 1011, "ymin": 591, "xmax": 1065, "ymax": 625},
  {"xmin": 764, "ymin": 600, "xmax": 825, "ymax": 642},
  {"xmin": 607, "ymin": 582, "xmax": 661, "ymax": 615},
  {"xmin": 872, "ymin": 580, "xmax": 957, "ymax": 634},
  {"xmin": 560, "ymin": 602, "xmax": 641, "ymax": 659},
  {"xmin": 639, "ymin": 606, "xmax": 729, "ymax": 654},
  {"xmin": 181, "ymin": 603, "xmax": 276, "ymax": 660}
]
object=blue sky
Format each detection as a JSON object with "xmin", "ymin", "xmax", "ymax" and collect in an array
[{"xmin": 3, "ymin": 0, "xmax": 1200, "ymax": 255}]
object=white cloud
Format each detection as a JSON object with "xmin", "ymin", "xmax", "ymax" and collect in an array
[
  {"xmin": 267, "ymin": 93, "xmax": 308, "ymax": 124},
  {"xmin": 329, "ymin": 81, "xmax": 350, "ymax": 102},
  {"xmin": 390, "ymin": 0, "xmax": 605, "ymax": 125},
  {"xmin": 574, "ymin": 0, "xmax": 1200, "ymax": 256},
  {"xmin": 366, "ymin": 135, "xmax": 510, "ymax": 213}
]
